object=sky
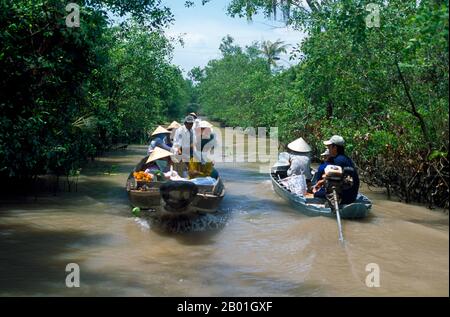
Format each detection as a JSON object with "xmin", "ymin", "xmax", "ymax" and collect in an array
[{"xmin": 162, "ymin": 0, "xmax": 306, "ymax": 75}]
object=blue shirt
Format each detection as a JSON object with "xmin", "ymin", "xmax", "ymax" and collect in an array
[
  {"xmin": 331, "ymin": 154, "xmax": 360, "ymax": 204},
  {"xmin": 148, "ymin": 135, "xmax": 171, "ymax": 154},
  {"xmin": 312, "ymin": 162, "xmax": 329, "ymax": 185}
]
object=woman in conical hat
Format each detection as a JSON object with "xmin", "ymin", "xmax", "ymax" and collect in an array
[
  {"xmin": 146, "ymin": 147, "xmax": 173, "ymax": 164},
  {"xmin": 144, "ymin": 147, "xmax": 176, "ymax": 180},
  {"xmin": 151, "ymin": 126, "xmax": 170, "ymax": 137},
  {"xmin": 194, "ymin": 120, "xmax": 216, "ymax": 160},
  {"xmin": 287, "ymin": 137, "xmax": 312, "ymax": 153},
  {"xmin": 286, "ymin": 137, "xmax": 313, "ymax": 182},
  {"xmin": 167, "ymin": 121, "xmax": 181, "ymax": 131},
  {"xmin": 166, "ymin": 121, "xmax": 181, "ymax": 146},
  {"xmin": 148, "ymin": 125, "xmax": 172, "ymax": 154}
]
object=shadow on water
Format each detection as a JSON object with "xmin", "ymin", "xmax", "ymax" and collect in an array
[
  {"xmin": 0, "ymin": 177, "xmax": 130, "ymax": 214},
  {"xmin": 0, "ymin": 222, "xmax": 340, "ymax": 296},
  {"xmin": 0, "ymin": 222, "xmax": 115, "ymax": 295}
]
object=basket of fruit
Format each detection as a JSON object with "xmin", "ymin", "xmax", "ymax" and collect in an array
[{"xmin": 133, "ymin": 171, "xmax": 154, "ymax": 187}]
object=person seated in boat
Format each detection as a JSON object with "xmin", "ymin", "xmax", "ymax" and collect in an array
[
  {"xmin": 311, "ymin": 149, "xmax": 331, "ymax": 186},
  {"xmin": 313, "ymin": 135, "xmax": 360, "ymax": 204},
  {"xmin": 144, "ymin": 147, "xmax": 179, "ymax": 180},
  {"xmin": 195, "ymin": 120, "xmax": 217, "ymax": 154},
  {"xmin": 286, "ymin": 137, "xmax": 313, "ymax": 184},
  {"xmin": 147, "ymin": 126, "xmax": 172, "ymax": 155},
  {"xmin": 311, "ymin": 149, "xmax": 332, "ymax": 199},
  {"xmin": 189, "ymin": 122, "xmax": 219, "ymax": 179},
  {"xmin": 166, "ymin": 121, "xmax": 181, "ymax": 147},
  {"xmin": 188, "ymin": 157, "xmax": 216, "ymax": 179}
]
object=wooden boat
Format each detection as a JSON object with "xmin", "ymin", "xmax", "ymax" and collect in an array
[
  {"xmin": 270, "ymin": 172, "xmax": 372, "ymax": 219},
  {"xmin": 126, "ymin": 156, "xmax": 225, "ymax": 215}
]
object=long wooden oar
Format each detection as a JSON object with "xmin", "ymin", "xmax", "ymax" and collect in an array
[{"xmin": 332, "ymin": 188, "xmax": 344, "ymax": 243}]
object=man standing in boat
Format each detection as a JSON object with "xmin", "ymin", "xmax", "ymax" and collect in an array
[
  {"xmin": 172, "ymin": 115, "xmax": 196, "ymax": 164},
  {"xmin": 321, "ymin": 135, "xmax": 360, "ymax": 204},
  {"xmin": 189, "ymin": 112, "xmax": 201, "ymax": 130}
]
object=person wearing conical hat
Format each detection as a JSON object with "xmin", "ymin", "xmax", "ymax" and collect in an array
[
  {"xmin": 286, "ymin": 137, "xmax": 313, "ymax": 182},
  {"xmin": 189, "ymin": 120, "xmax": 219, "ymax": 179},
  {"xmin": 167, "ymin": 121, "xmax": 181, "ymax": 131},
  {"xmin": 194, "ymin": 120, "xmax": 217, "ymax": 163},
  {"xmin": 166, "ymin": 121, "xmax": 181, "ymax": 147},
  {"xmin": 147, "ymin": 125, "xmax": 172, "ymax": 155},
  {"xmin": 146, "ymin": 146, "xmax": 173, "ymax": 164},
  {"xmin": 143, "ymin": 147, "xmax": 177, "ymax": 180}
]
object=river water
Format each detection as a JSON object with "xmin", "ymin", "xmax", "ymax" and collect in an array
[{"xmin": 0, "ymin": 139, "xmax": 448, "ymax": 296}]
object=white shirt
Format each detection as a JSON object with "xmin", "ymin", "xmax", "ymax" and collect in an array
[
  {"xmin": 173, "ymin": 125, "xmax": 195, "ymax": 162},
  {"xmin": 193, "ymin": 118, "xmax": 201, "ymax": 130},
  {"xmin": 287, "ymin": 153, "xmax": 312, "ymax": 180}
]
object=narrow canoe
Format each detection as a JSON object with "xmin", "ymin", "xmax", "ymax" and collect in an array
[{"xmin": 270, "ymin": 172, "xmax": 372, "ymax": 219}]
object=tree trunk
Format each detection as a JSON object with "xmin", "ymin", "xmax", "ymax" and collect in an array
[{"xmin": 395, "ymin": 60, "xmax": 432, "ymax": 152}]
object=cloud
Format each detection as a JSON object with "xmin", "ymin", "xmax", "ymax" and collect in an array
[{"xmin": 163, "ymin": 2, "xmax": 306, "ymax": 74}]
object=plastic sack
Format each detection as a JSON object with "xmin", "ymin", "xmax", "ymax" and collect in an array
[
  {"xmin": 189, "ymin": 177, "xmax": 216, "ymax": 186},
  {"xmin": 281, "ymin": 174, "xmax": 307, "ymax": 196},
  {"xmin": 278, "ymin": 152, "xmax": 290, "ymax": 162}
]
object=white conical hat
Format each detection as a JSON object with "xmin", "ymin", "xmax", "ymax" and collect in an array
[
  {"xmin": 146, "ymin": 147, "xmax": 173, "ymax": 164},
  {"xmin": 287, "ymin": 137, "xmax": 312, "ymax": 153},
  {"xmin": 167, "ymin": 121, "xmax": 181, "ymax": 130},
  {"xmin": 198, "ymin": 120, "xmax": 213, "ymax": 128},
  {"xmin": 151, "ymin": 125, "xmax": 170, "ymax": 136}
]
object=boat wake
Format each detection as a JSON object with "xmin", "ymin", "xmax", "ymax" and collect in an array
[{"xmin": 137, "ymin": 211, "xmax": 230, "ymax": 233}]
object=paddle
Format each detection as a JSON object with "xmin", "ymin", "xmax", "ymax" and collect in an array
[{"xmin": 331, "ymin": 187, "xmax": 344, "ymax": 243}]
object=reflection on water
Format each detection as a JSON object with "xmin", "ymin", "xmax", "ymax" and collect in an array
[{"xmin": 0, "ymin": 138, "xmax": 448, "ymax": 296}]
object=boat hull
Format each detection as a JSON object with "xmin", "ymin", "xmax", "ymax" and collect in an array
[
  {"xmin": 126, "ymin": 157, "xmax": 225, "ymax": 215},
  {"xmin": 271, "ymin": 173, "xmax": 371, "ymax": 219}
]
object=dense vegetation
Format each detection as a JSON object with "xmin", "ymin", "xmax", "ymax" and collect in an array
[
  {"xmin": 0, "ymin": 0, "xmax": 448, "ymax": 208},
  {"xmin": 0, "ymin": 0, "xmax": 194, "ymax": 182},
  {"xmin": 196, "ymin": 0, "xmax": 449, "ymax": 208}
]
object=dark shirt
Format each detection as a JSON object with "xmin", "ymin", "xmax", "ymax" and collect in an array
[
  {"xmin": 331, "ymin": 154, "xmax": 360, "ymax": 204},
  {"xmin": 312, "ymin": 162, "xmax": 329, "ymax": 185},
  {"xmin": 201, "ymin": 133, "xmax": 214, "ymax": 152}
]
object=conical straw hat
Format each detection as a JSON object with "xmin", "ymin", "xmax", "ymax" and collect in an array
[
  {"xmin": 167, "ymin": 121, "xmax": 181, "ymax": 130},
  {"xmin": 146, "ymin": 147, "xmax": 173, "ymax": 164},
  {"xmin": 151, "ymin": 126, "xmax": 170, "ymax": 136},
  {"xmin": 198, "ymin": 120, "xmax": 213, "ymax": 128},
  {"xmin": 287, "ymin": 137, "xmax": 312, "ymax": 153}
]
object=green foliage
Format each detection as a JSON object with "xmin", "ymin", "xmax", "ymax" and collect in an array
[
  {"xmin": 0, "ymin": 0, "xmax": 189, "ymax": 180},
  {"xmin": 197, "ymin": 0, "xmax": 449, "ymax": 207}
]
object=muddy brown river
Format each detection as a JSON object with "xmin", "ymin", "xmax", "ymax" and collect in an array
[{"xmin": 0, "ymin": 140, "xmax": 448, "ymax": 296}]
